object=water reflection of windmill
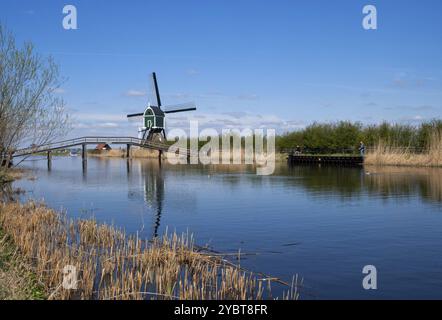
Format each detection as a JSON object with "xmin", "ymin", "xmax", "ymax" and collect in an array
[
  {"xmin": 127, "ymin": 72, "xmax": 196, "ymax": 143},
  {"xmin": 141, "ymin": 161, "xmax": 165, "ymax": 238}
]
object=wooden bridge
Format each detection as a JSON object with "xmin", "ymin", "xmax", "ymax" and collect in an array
[
  {"xmin": 10, "ymin": 137, "xmax": 197, "ymax": 169},
  {"xmin": 12, "ymin": 136, "xmax": 174, "ymax": 159}
]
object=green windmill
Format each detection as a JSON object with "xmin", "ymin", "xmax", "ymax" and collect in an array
[{"xmin": 127, "ymin": 72, "xmax": 196, "ymax": 142}]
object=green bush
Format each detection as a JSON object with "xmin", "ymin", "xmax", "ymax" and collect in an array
[{"xmin": 276, "ymin": 120, "xmax": 442, "ymax": 154}]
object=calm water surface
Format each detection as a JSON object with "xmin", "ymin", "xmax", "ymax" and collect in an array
[{"xmin": 14, "ymin": 156, "xmax": 442, "ymax": 299}]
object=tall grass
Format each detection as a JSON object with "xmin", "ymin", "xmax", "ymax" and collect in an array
[
  {"xmin": 365, "ymin": 130, "xmax": 442, "ymax": 167},
  {"xmin": 0, "ymin": 201, "xmax": 299, "ymax": 300},
  {"xmin": 0, "ymin": 228, "xmax": 45, "ymax": 299}
]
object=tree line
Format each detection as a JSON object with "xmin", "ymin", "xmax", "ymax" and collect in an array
[{"xmin": 276, "ymin": 120, "xmax": 442, "ymax": 154}]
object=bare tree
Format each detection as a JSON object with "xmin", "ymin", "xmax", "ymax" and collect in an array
[{"xmin": 0, "ymin": 23, "xmax": 70, "ymax": 167}]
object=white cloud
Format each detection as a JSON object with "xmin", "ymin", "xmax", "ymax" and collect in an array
[
  {"xmin": 98, "ymin": 122, "xmax": 120, "ymax": 128},
  {"xmin": 70, "ymin": 110, "xmax": 304, "ymax": 137},
  {"xmin": 73, "ymin": 113, "xmax": 126, "ymax": 122},
  {"xmin": 125, "ymin": 90, "xmax": 147, "ymax": 97},
  {"xmin": 186, "ymin": 69, "xmax": 199, "ymax": 76},
  {"xmin": 399, "ymin": 115, "xmax": 426, "ymax": 123},
  {"xmin": 167, "ymin": 112, "xmax": 304, "ymax": 133},
  {"xmin": 237, "ymin": 94, "xmax": 259, "ymax": 101}
]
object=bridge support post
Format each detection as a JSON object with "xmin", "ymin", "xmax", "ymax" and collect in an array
[
  {"xmin": 47, "ymin": 151, "xmax": 52, "ymax": 170},
  {"xmin": 158, "ymin": 150, "xmax": 163, "ymax": 163},
  {"xmin": 82, "ymin": 144, "xmax": 87, "ymax": 162},
  {"xmin": 126, "ymin": 144, "xmax": 131, "ymax": 158},
  {"xmin": 82, "ymin": 160, "xmax": 87, "ymax": 177}
]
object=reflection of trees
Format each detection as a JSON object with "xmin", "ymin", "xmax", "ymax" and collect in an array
[
  {"xmin": 141, "ymin": 161, "xmax": 442, "ymax": 205},
  {"xmin": 282, "ymin": 164, "xmax": 442, "ymax": 205},
  {"xmin": 283, "ymin": 165, "xmax": 365, "ymax": 199},
  {"xmin": 129, "ymin": 160, "xmax": 442, "ymax": 238},
  {"xmin": 364, "ymin": 166, "xmax": 442, "ymax": 204}
]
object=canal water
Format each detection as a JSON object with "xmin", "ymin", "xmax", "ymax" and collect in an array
[{"xmin": 14, "ymin": 156, "xmax": 442, "ymax": 299}]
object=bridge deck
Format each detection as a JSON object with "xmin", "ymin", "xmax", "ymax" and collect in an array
[{"xmin": 12, "ymin": 136, "xmax": 182, "ymax": 158}]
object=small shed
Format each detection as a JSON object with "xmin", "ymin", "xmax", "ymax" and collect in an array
[
  {"xmin": 95, "ymin": 143, "xmax": 112, "ymax": 151},
  {"xmin": 143, "ymin": 106, "xmax": 165, "ymax": 130}
]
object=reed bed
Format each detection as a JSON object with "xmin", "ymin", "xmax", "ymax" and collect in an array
[
  {"xmin": 0, "ymin": 168, "xmax": 23, "ymax": 184},
  {"xmin": 365, "ymin": 131, "xmax": 442, "ymax": 167},
  {"xmin": 0, "ymin": 201, "xmax": 298, "ymax": 300},
  {"xmin": 89, "ymin": 148, "xmax": 165, "ymax": 159},
  {"xmin": 88, "ymin": 149, "xmax": 126, "ymax": 158},
  {"xmin": 130, "ymin": 148, "xmax": 163, "ymax": 158},
  {"xmin": 0, "ymin": 228, "xmax": 45, "ymax": 299}
]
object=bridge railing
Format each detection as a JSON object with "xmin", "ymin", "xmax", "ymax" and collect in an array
[{"xmin": 13, "ymin": 136, "xmax": 183, "ymax": 157}]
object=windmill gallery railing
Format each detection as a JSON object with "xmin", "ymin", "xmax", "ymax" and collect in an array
[{"xmin": 11, "ymin": 136, "xmax": 195, "ymax": 159}]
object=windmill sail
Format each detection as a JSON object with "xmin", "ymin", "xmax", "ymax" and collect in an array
[
  {"xmin": 150, "ymin": 72, "xmax": 162, "ymax": 107},
  {"xmin": 163, "ymin": 102, "xmax": 197, "ymax": 114},
  {"xmin": 127, "ymin": 112, "xmax": 144, "ymax": 118}
]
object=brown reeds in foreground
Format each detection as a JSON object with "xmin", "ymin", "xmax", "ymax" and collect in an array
[
  {"xmin": 0, "ymin": 228, "xmax": 45, "ymax": 299},
  {"xmin": 365, "ymin": 131, "xmax": 442, "ymax": 167},
  {"xmin": 0, "ymin": 201, "xmax": 299, "ymax": 300}
]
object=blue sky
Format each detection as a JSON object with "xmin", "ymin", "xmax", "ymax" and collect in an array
[{"xmin": 1, "ymin": 0, "xmax": 441, "ymax": 137}]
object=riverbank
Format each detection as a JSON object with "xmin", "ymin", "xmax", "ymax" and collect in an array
[
  {"xmin": 89, "ymin": 148, "xmax": 162, "ymax": 159},
  {"xmin": 0, "ymin": 169, "xmax": 23, "ymax": 184},
  {"xmin": 0, "ymin": 227, "xmax": 45, "ymax": 299},
  {"xmin": 0, "ymin": 200, "xmax": 298, "ymax": 300},
  {"xmin": 90, "ymin": 148, "xmax": 288, "ymax": 162},
  {"xmin": 364, "ymin": 138, "xmax": 442, "ymax": 167},
  {"xmin": 1, "ymin": 169, "xmax": 45, "ymax": 299},
  {"xmin": 365, "ymin": 152, "xmax": 442, "ymax": 167}
]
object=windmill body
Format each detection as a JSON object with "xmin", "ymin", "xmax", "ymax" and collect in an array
[
  {"xmin": 127, "ymin": 72, "xmax": 196, "ymax": 143},
  {"xmin": 143, "ymin": 105, "xmax": 165, "ymax": 132}
]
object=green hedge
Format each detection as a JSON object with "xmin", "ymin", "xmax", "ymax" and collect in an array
[{"xmin": 276, "ymin": 120, "xmax": 442, "ymax": 153}]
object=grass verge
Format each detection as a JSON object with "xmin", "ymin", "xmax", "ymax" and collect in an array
[
  {"xmin": 0, "ymin": 169, "xmax": 24, "ymax": 184},
  {"xmin": 365, "ymin": 132, "xmax": 442, "ymax": 167},
  {"xmin": 0, "ymin": 228, "xmax": 46, "ymax": 300}
]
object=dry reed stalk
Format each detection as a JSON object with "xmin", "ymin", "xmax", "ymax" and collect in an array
[
  {"xmin": 0, "ymin": 201, "xmax": 299, "ymax": 300},
  {"xmin": 365, "ymin": 132, "xmax": 442, "ymax": 167}
]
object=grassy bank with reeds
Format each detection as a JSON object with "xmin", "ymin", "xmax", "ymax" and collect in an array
[
  {"xmin": 89, "ymin": 148, "xmax": 287, "ymax": 162},
  {"xmin": 0, "ymin": 228, "xmax": 46, "ymax": 299},
  {"xmin": 0, "ymin": 168, "xmax": 24, "ymax": 184},
  {"xmin": 88, "ymin": 148, "xmax": 163, "ymax": 159},
  {"xmin": 0, "ymin": 201, "xmax": 298, "ymax": 300},
  {"xmin": 365, "ymin": 131, "xmax": 442, "ymax": 167}
]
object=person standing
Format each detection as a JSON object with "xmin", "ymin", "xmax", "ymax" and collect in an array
[{"xmin": 358, "ymin": 141, "xmax": 366, "ymax": 157}]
